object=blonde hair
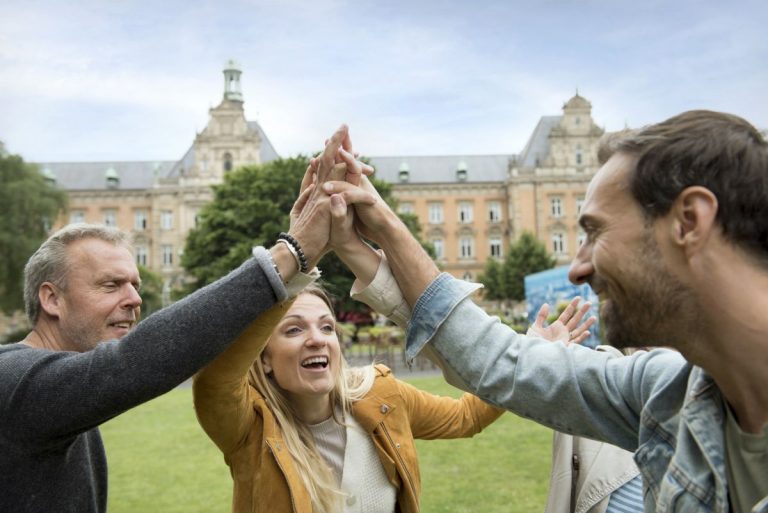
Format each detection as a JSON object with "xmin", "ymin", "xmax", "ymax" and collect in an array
[{"xmin": 248, "ymin": 284, "xmax": 376, "ymax": 513}]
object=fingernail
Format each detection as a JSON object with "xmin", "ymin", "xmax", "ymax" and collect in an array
[
  {"xmin": 323, "ymin": 183, "xmax": 334, "ymax": 192},
  {"xmin": 331, "ymin": 194, "xmax": 343, "ymax": 206}
]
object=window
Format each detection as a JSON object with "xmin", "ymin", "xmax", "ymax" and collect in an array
[
  {"xmin": 576, "ymin": 196, "xmax": 585, "ymax": 215},
  {"xmin": 459, "ymin": 237, "xmax": 474, "ymax": 259},
  {"xmin": 162, "ymin": 245, "xmax": 174, "ymax": 266},
  {"xmin": 161, "ymin": 210, "xmax": 174, "ymax": 231},
  {"xmin": 462, "ymin": 271, "xmax": 473, "ymax": 282},
  {"xmin": 134, "ymin": 210, "xmax": 147, "ymax": 231},
  {"xmin": 575, "ymin": 147, "xmax": 583, "ymax": 165},
  {"xmin": 550, "ymin": 197, "xmax": 563, "ymax": 218},
  {"xmin": 69, "ymin": 210, "xmax": 85, "ymax": 224},
  {"xmin": 428, "ymin": 203, "xmax": 444, "ymax": 224},
  {"xmin": 135, "ymin": 246, "xmax": 148, "ymax": 266},
  {"xmin": 490, "ymin": 237, "xmax": 502, "ymax": 259},
  {"xmin": 551, "ymin": 233, "xmax": 566, "ymax": 255},
  {"xmin": 398, "ymin": 202, "xmax": 414, "ymax": 215},
  {"xmin": 431, "ymin": 238, "xmax": 444, "ymax": 260},
  {"xmin": 577, "ymin": 231, "xmax": 587, "ymax": 249},
  {"xmin": 223, "ymin": 152, "xmax": 233, "ymax": 172},
  {"xmin": 102, "ymin": 209, "xmax": 117, "ymax": 227},
  {"xmin": 488, "ymin": 201, "xmax": 501, "ymax": 223},
  {"xmin": 458, "ymin": 202, "xmax": 473, "ymax": 224}
]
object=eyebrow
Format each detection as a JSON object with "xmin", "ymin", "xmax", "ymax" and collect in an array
[
  {"xmin": 578, "ymin": 213, "xmax": 599, "ymax": 231},
  {"xmin": 281, "ymin": 313, "xmax": 334, "ymax": 322}
]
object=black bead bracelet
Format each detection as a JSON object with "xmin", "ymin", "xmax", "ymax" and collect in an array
[{"xmin": 277, "ymin": 232, "xmax": 309, "ymax": 274}]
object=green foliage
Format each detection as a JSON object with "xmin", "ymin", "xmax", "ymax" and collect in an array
[
  {"xmin": 479, "ymin": 231, "xmax": 556, "ymax": 302},
  {"xmin": 180, "ymin": 157, "xmax": 428, "ymax": 312},
  {"xmin": 504, "ymin": 232, "xmax": 556, "ymax": 301},
  {"xmin": 479, "ymin": 258, "xmax": 506, "ymax": 300},
  {"xmin": 137, "ymin": 265, "xmax": 164, "ymax": 317},
  {"xmin": 0, "ymin": 142, "xmax": 67, "ymax": 314}
]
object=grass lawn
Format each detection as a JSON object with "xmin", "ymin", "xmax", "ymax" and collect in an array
[{"xmin": 101, "ymin": 375, "xmax": 552, "ymax": 512}]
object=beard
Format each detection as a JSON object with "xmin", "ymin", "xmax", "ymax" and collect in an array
[{"xmin": 600, "ymin": 234, "xmax": 693, "ymax": 350}]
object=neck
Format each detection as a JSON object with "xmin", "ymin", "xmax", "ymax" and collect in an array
[
  {"xmin": 292, "ymin": 393, "xmax": 333, "ymax": 425},
  {"xmin": 23, "ymin": 321, "xmax": 65, "ymax": 351},
  {"xmin": 686, "ymin": 251, "xmax": 768, "ymax": 433}
]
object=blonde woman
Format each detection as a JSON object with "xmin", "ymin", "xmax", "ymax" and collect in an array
[{"xmin": 193, "ymin": 280, "xmax": 506, "ymax": 513}]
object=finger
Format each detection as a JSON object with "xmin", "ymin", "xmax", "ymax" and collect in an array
[
  {"xmin": 300, "ymin": 159, "xmax": 319, "ymax": 192},
  {"xmin": 342, "ymin": 129, "xmax": 355, "ymax": 156},
  {"xmin": 330, "ymin": 193, "xmax": 347, "ymax": 220},
  {"xmin": 328, "ymin": 162, "xmax": 348, "ymax": 182},
  {"xmin": 570, "ymin": 330, "xmax": 591, "ymax": 346},
  {"xmin": 291, "ymin": 183, "xmax": 315, "ymax": 216},
  {"xmin": 322, "ymin": 181, "xmax": 377, "ymax": 206},
  {"xmin": 556, "ymin": 297, "xmax": 580, "ymax": 325},
  {"xmin": 533, "ymin": 303, "xmax": 550, "ymax": 329},
  {"xmin": 360, "ymin": 162, "xmax": 375, "ymax": 176},
  {"xmin": 565, "ymin": 301, "xmax": 592, "ymax": 331},
  {"xmin": 339, "ymin": 148, "xmax": 362, "ymax": 186},
  {"xmin": 319, "ymin": 125, "xmax": 348, "ymax": 180}
]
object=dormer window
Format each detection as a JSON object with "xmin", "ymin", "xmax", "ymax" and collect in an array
[
  {"xmin": 105, "ymin": 167, "xmax": 120, "ymax": 189},
  {"xmin": 398, "ymin": 162, "xmax": 410, "ymax": 182},
  {"xmin": 456, "ymin": 161, "xmax": 468, "ymax": 181},
  {"xmin": 42, "ymin": 167, "xmax": 56, "ymax": 186}
]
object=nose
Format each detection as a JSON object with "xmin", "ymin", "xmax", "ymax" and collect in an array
[
  {"xmin": 568, "ymin": 244, "xmax": 594, "ymax": 286},
  {"xmin": 122, "ymin": 284, "xmax": 143, "ymax": 309},
  {"xmin": 304, "ymin": 327, "xmax": 330, "ymax": 348}
]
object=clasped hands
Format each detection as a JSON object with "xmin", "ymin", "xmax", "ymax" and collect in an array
[{"xmin": 289, "ymin": 124, "xmax": 596, "ymax": 346}]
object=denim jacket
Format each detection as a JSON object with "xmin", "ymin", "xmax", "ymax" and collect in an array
[{"xmin": 403, "ymin": 273, "xmax": 768, "ymax": 513}]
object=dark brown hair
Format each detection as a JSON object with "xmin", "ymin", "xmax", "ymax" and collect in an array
[{"xmin": 598, "ymin": 110, "xmax": 768, "ymax": 264}]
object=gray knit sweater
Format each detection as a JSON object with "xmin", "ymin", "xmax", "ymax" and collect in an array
[{"xmin": 0, "ymin": 252, "xmax": 284, "ymax": 513}]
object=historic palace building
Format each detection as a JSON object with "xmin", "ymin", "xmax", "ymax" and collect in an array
[{"xmin": 42, "ymin": 61, "xmax": 605, "ymax": 297}]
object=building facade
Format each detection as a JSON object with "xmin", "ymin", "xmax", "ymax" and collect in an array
[{"xmin": 42, "ymin": 61, "xmax": 605, "ymax": 294}]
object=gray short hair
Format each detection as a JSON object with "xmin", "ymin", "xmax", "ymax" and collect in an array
[{"xmin": 24, "ymin": 223, "xmax": 133, "ymax": 324}]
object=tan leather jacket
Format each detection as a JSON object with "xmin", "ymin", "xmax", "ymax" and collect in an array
[
  {"xmin": 193, "ymin": 302, "xmax": 503, "ymax": 513},
  {"xmin": 544, "ymin": 347, "xmax": 641, "ymax": 513}
]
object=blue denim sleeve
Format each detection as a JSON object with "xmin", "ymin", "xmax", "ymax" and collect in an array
[{"xmin": 405, "ymin": 273, "xmax": 686, "ymax": 451}]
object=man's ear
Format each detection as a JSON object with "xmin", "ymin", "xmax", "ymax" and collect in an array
[
  {"xmin": 38, "ymin": 282, "xmax": 63, "ymax": 319},
  {"xmin": 671, "ymin": 186, "xmax": 718, "ymax": 255}
]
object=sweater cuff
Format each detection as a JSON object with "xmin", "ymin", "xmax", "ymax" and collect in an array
[
  {"xmin": 350, "ymin": 251, "xmax": 411, "ymax": 330},
  {"xmin": 252, "ymin": 246, "xmax": 320, "ymax": 302}
]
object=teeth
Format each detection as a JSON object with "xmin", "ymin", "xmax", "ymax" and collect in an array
[{"xmin": 301, "ymin": 356, "xmax": 328, "ymax": 367}]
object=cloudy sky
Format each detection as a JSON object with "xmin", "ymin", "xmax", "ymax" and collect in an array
[{"xmin": 1, "ymin": 0, "xmax": 765, "ymax": 163}]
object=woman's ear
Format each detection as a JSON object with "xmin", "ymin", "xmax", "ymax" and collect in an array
[{"xmin": 261, "ymin": 354, "xmax": 272, "ymax": 375}]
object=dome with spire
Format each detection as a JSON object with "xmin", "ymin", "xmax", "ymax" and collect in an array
[{"xmin": 563, "ymin": 92, "xmax": 592, "ymax": 111}]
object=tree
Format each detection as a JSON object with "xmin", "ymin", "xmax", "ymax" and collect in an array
[
  {"xmin": 0, "ymin": 142, "xmax": 67, "ymax": 314},
  {"xmin": 181, "ymin": 156, "xmax": 428, "ymax": 314},
  {"xmin": 137, "ymin": 265, "xmax": 164, "ymax": 317},
  {"xmin": 502, "ymin": 232, "xmax": 556, "ymax": 301},
  {"xmin": 479, "ymin": 258, "xmax": 506, "ymax": 300}
]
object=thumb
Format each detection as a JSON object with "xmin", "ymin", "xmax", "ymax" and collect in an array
[{"xmin": 330, "ymin": 194, "xmax": 347, "ymax": 222}]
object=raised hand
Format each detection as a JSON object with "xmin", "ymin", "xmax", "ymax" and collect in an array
[
  {"xmin": 527, "ymin": 297, "xmax": 596, "ymax": 345},
  {"xmin": 286, "ymin": 125, "xmax": 349, "ymax": 268}
]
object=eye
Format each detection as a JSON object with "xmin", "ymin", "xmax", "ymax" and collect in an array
[
  {"xmin": 321, "ymin": 324, "xmax": 335, "ymax": 333},
  {"xmin": 283, "ymin": 326, "xmax": 302, "ymax": 336}
]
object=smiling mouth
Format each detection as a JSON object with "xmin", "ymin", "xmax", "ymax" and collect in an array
[
  {"xmin": 301, "ymin": 356, "xmax": 329, "ymax": 369},
  {"xmin": 109, "ymin": 321, "xmax": 133, "ymax": 330}
]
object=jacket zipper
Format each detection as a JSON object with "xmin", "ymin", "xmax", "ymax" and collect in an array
[
  {"xmin": 379, "ymin": 424, "xmax": 416, "ymax": 500},
  {"xmin": 267, "ymin": 439, "xmax": 298, "ymax": 513}
]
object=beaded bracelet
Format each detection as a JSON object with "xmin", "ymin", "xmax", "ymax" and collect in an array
[{"xmin": 277, "ymin": 232, "xmax": 309, "ymax": 274}]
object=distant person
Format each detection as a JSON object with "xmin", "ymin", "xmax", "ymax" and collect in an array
[
  {"xmin": 326, "ymin": 111, "xmax": 768, "ymax": 511},
  {"xmin": 0, "ymin": 125, "xmax": 350, "ymax": 513}
]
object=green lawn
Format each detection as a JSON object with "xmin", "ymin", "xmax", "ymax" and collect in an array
[{"xmin": 101, "ymin": 375, "xmax": 553, "ymax": 512}]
